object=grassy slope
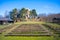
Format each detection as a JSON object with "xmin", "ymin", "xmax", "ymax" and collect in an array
[
  {"xmin": 0, "ymin": 22, "xmax": 54, "ymax": 40},
  {"xmin": 46, "ymin": 23, "xmax": 60, "ymax": 28}
]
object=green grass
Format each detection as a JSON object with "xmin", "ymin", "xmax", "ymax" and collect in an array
[
  {"xmin": 15, "ymin": 21, "xmax": 46, "ymax": 25},
  {"xmin": 10, "ymin": 31, "xmax": 48, "ymax": 34},
  {"xmin": 0, "ymin": 35, "xmax": 54, "ymax": 40},
  {"xmin": 4, "ymin": 36, "xmax": 53, "ymax": 40},
  {"xmin": 0, "ymin": 25, "xmax": 8, "ymax": 29},
  {"xmin": 0, "ymin": 22, "xmax": 56, "ymax": 40},
  {"xmin": 46, "ymin": 23, "xmax": 60, "ymax": 28},
  {"xmin": 0, "ymin": 24, "xmax": 12, "ymax": 29}
]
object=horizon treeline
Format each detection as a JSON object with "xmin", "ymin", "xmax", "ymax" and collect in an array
[
  {"xmin": 0, "ymin": 8, "xmax": 60, "ymax": 19},
  {"xmin": 8, "ymin": 8, "xmax": 37, "ymax": 21}
]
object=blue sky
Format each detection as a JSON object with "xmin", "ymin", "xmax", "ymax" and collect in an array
[{"xmin": 0, "ymin": 0, "xmax": 60, "ymax": 16}]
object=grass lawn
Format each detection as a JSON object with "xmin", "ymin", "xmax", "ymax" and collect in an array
[
  {"xmin": 4, "ymin": 36, "xmax": 53, "ymax": 40},
  {"xmin": 0, "ymin": 35, "xmax": 53, "ymax": 40},
  {"xmin": 0, "ymin": 24, "xmax": 12, "ymax": 29},
  {"xmin": 47, "ymin": 23, "xmax": 60, "ymax": 28},
  {"xmin": 0, "ymin": 25, "xmax": 8, "ymax": 29},
  {"xmin": 15, "ymin": 21, "xmax": 45, "ymax": 24},
  {"xmin": 0, "ymin": 22, "xmax": 59, "ymax": 40}
]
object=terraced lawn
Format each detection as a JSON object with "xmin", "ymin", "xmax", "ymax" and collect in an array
[
  {"xmin": 0, "ymin": 22, "xmax": 59, "ymax": 40},
  {"xmin": 7, "ymin": 24, "xmax": 51, "ymax": 36}
]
